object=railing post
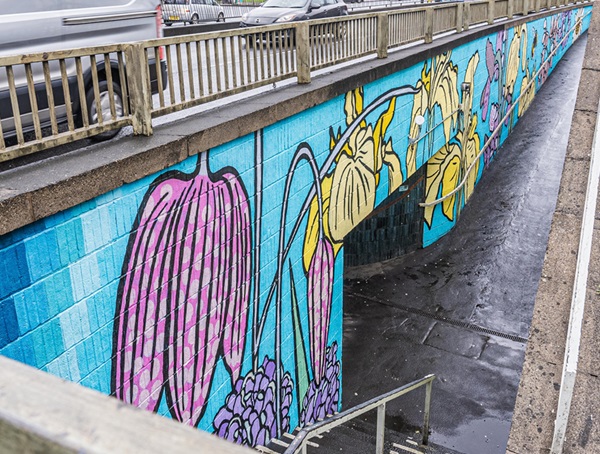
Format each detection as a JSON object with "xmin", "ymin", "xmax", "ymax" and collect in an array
[
  {"xmin": 422, "ymin": 380, "xmax": 433, "ymax": 446},
  {"xmin": 376, "ymin": 403, "xmax": 386, "ymax": 454},
  {"xmin": 377, "ymin": 13, "xmax": 389, "ymax": 59},
  {"xmin": 456, "ymin": 3, "xmax": 463, "ymax": 33},
  {"xmin": 508, "ymin": 0, "xmax": 514, "ymax": 18},
  {"xmin": 425, "ymin": 8, "xmax": 434, "ymax": 44},
  {"xmin": 296, "ymin": 22, "xmax": 311, "ymax": 84},
  {"xmin": 534, "ymin": 0, "xmax": 540, "ymax": 12},
  {"xmin": 125, "ymin": 43, "xmax": 153, "ymax": 136},
  {"xmin": 487, "ymin": 0, "xmax": 495, "ymax": 24},
  {"xmin": 523, "ymin": 0, "xmax": 529, "ymax": 15},
  {"xmin": 463, "ymin": 2, "xmax": 471, "ymax": 31}
]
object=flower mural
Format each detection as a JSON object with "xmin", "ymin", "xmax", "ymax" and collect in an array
[
  {"xmin": 111, "ymin": 151, "xmax": 252, "ymax": 427},
  {"xmin": 104, "ymin": 9, "xmax": 591, "ymax": 449}
]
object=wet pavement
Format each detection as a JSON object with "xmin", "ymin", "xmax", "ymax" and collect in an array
[{"xmin": 340, "ymin": 33, "xmax": 588, "ymax": 454}]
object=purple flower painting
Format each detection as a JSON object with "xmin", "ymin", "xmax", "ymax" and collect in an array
[{"xmin": 213, "ymin": 357, "xmax": 293, "ymax": 447}]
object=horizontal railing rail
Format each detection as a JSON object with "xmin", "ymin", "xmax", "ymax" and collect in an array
[
  {"xmin": 282, "ymin": 374, "xmax": 436, "ymax": 454},
  {"xmin": 0, "ymin": 0, "xmax": 591, "ymax": 163}
]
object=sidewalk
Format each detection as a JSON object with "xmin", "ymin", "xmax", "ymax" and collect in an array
[{"xmin": 507, "ymin": 3, "xmax": 600, "ymax": 453}]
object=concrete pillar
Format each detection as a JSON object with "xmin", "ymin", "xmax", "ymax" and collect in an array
[
  {"xmin": 488, "ymin": 0, "xmax": 495, "ymax": 24},
  {"xmin": 456, "ymin": 2, "xmax": 464, "ymax": 33},
  {"xmin": 425, "ymin": 8, "xmax": 434, "ymax": 44},
  {"xmin": 125, "ymin": 43, "xmax": 153, "ymax": 136},
  {"xmin": 296, "ymin": 22, "xmax": 311, "ymax": 84},
  {"xmin": 377, "ymin": 13, "xmax": 389, "ymax": 59},
  {"xmin": 463, "ymin": 2, "xmax": 471, "ymax": 31}
]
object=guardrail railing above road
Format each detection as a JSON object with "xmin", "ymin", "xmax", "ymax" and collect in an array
[{"xmin": 0, "ymin": 0, "xmax": 591, "ymax": 163}]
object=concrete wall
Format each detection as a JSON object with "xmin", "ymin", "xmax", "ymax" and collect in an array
[{"xmin": 0, "ymin": 6, "xmax": 591, "ymax": 448}]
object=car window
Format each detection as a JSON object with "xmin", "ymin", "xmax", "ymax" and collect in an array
[
  {"xmin": 262, "ymin": 0, "xmax": 306, "ymax": 7},
  {"xmin": 163, "ymin": 0, "xmax": 187, "ymax": 4}
]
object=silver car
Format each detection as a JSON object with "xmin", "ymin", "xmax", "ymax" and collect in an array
[{"xmin": 162, "ymin": 0, "xmax": 225, "ymax": 25}]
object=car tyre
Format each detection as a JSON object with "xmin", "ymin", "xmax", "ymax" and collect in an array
[
  {"xmin": 191, "ymin": 13, "xmax": 200, "ymax": 24},
  {"xmin": 217, "ymin": 13, "xmax": 225, "ymax": 22},
  {"xmin": 85, "ymin": 80, "xmax": 124, "ymax": 141}
]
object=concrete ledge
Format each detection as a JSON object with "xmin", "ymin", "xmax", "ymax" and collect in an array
[
  {"xmin": 0, "ymin": 356, "xmax": 253, "ymax": 454},
  {"xmin": 0, "ymin": 5, "xmax": 584, "ymax": 237},
  {"xmin": 507, "ymin": 2, "xmax": 600, "ymax": 452}
]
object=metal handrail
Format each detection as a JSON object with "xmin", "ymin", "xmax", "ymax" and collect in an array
[{"xmin": 283, "ymin": 374, "xmax": 435, "ymax": 454}]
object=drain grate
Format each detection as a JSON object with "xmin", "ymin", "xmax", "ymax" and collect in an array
[{"xmin": 346, "ymin": 291, "xmax": 529, "ymax": 344}]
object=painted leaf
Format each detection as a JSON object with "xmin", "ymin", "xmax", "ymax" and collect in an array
[{"xmin": 289, "ymin": 261, "xmax": 309, "ymax": 413}]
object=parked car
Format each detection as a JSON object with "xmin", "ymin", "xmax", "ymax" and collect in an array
[
  {"xmin": 0, "ymin": 0, "xmax": 167, "ymax": 141},
  {"xmin": 240, "ymin": 0, "xmax": 348, "ymax": 27},
  {"xmin": 162, "ymin": 0, "xmax": 225, "ymax": 25}
]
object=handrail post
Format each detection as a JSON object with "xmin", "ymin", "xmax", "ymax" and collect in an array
[
  {"xmin": 487, "ymin": 0, "xmax": 495, "ymax": 24},
  {"xmin": 456, "ymin": 3, "xmax": 463, "ymax": 33},
  {"xmin": 125, "ymin": 43, "xmax": 153, "ymax": 136},
  {"xmin": 377, "ymin": 13, "xmax": 389, "ymax": 59},
  {"xmin": 376, "ymin": 403, "xmax": 386, "ymax": 454},
  {"xmin": 422, "ymin": 380, "xmax": 433, "ymax": 446},
  {"xmin": 296, "ymin": 22, "xmax": 311, "ymax": 84},
  {"xmin": 424, "ymin": 8, "xmax": 434, "ymax": 44},
  {"xmin": 463, "ymin": 2, "xmax": 471, "ymax": 31}
]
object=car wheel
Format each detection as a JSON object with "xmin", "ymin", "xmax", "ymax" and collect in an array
[
  {"xmin": 85, "ymin": 80, "xmax": 123, "ymax": 141},
  {"xmin": 191, "ymin": 13, "xmax": 200, "ymax": 24},
  {"xmin": 217, "ymin": 13, "xmax": 225, "ymax": 22},
  {"xmin": 165, "ymin": 22, "xmax": 172, "ymax": 26}
]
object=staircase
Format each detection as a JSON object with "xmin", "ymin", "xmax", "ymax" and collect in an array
[{"xmin": 255, "ymin": 375, "xmax": 463, "ymax": 454}]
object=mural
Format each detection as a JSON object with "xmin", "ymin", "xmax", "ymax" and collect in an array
[{"xmin": 0, "ymin": 7, "xmax": 591, "ymax": 450}]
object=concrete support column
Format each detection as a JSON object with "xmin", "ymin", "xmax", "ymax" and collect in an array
[
  {"xmin": 425, "ymin": 8, "xmax": 434, "ymax": 44},
  {"xmin": 508, "ymin": 0, "xmax": 514, "ymax": 18},
  {"xmin": 125, "ymin": 43, "xmax": 153, "ymax": 136},
  {"xmin": 456, "ymin": 2, "xmax": 464, "ymax": 33},
  {"xmin": 463, "ymin": 2, "xmax": 471, "ymax": 31},
  {"xmin": 523, "ymin": 0, "xmax": 529, "ymax": 15},
  {"xmin": 296, "ymin": 22, "xmax": 311, "ymax": 84},
  {"xmin": 488, "ymin": 0, "xmax": 495, "ymax": 24},
  {"xmin": 377, "ymin": 13, "xmax": 389, "ymax": 59}
]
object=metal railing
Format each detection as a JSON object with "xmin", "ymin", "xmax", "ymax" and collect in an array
[
  {"xmin": 282, "ymin": 374, "xmax": 435, "ymax": 454},
  {"xmin": 0, "ymin": 0, "xmax": 591, "ymax": 163}
]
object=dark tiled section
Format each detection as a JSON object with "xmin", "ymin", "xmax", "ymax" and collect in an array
[{"xmin": 344, "ymin": 167, "xmax": 425, "ymax": 267}]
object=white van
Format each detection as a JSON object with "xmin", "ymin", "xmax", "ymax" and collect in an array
[{"xmin": 0, "ymin": 0, "xmax": 166, "ymax": 141}]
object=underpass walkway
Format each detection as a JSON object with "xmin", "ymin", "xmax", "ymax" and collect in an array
[{"xmin": 341, "ymin": 17, "xmax": 595, "ymax": 454}]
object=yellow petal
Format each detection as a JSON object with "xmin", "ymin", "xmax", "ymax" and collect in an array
[
  {"xmin": 382, "ymin": 140, "xmax": 403, "ymax": 193},
  {"xmin": 303, "ymin": 174, "xmax": 334, "ymax": 272},
  {"xmin": 430, "ymin": 53, "xmax": 459, "ymax": 142},
  {"xmin": 441, "ymin": 155, "xmax": 461, "ymax": 221},
  {"xmin": 328, "ymin": 153, "xmax": 377, "ymax": 242},
  {"xmin": 373, "ymin": 98, "xmax": 397, "ymax": 184},
  {"xmin": 423, "ymin": 143, "xmax": 461, "ymax": 227}
]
